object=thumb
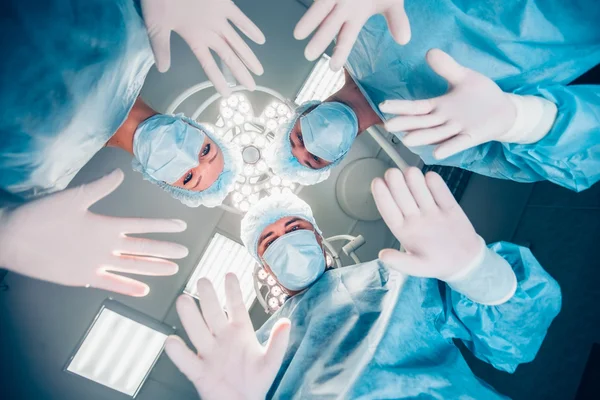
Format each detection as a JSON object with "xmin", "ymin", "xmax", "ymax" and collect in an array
[
  {"xmin": 384, "ymin": 4, "xmax": 411, "ymax": 45},
  {"xmin": 379, "ymin": 249, "xmax": 432, "ymax": 278},
  {"xmin": 426, "ymin": 49, "xmax": 467, "ymax": 86},
  {"xmin": 263, "ymin": 318, "xmax": 291, "ymax": 379},
  {"xmin": 76, "ymin": 169, "xmax": 124, "ymax": 209}
]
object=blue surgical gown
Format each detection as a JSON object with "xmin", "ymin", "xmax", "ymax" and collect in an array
[
  {"xmin": 0, "ymin": 0, "xmax": 154, "ymax": 199},
  {"xmin": 345, "ymin": 0, "xmax": 600, "ymax": 192},
  {"xmin": 256, "ymin": 242, "xmax": 561, "ymax": 399}
]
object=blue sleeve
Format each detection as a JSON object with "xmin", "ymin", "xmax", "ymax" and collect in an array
[
  {"xmin": 416, "ymin": 84, "xmax": 600, "ymax": 192},
  {"xmin": 437, "ymin": 242, "xmax": 562, "ymax": 373}
]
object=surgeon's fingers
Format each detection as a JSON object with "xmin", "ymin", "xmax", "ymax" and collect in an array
[
  {"xmin": 385, "ymin": 114, "xmax": 446, "ymax": 133},
  {"xmin": 379, "ymin": 99, "xmax": 435, "ymax": 116},
  {"xmin": 384, "ymin": 5, "xmax": 411, "ymax": 45},
  {"xmin": 385, "ymin": 168, "xmax": 419, "ymax": 216},
  {"xmin": 228, "ymin": 4, "xmax": 266, "ymax": 44},
  {"xmin": 372, "ymin": 177, "xmax": 404, "ymax": 238},
  {"xmin": 142, "ymin": 4, "xmax": 172, "ymax": 72},
  {"xmin": 294, "ymin": 0, "xmax": 336, "ymax": 40},
  {"xmin": 211, "ymin": 35, "xmax": 256, "ymax": 91},
  {"xmin": 196, "ymin": 278, "xmax": 228, "ymax": 335},
  {"xmin": 403, "ymin": 167, "xmax": 436, "ymax": 210},
  {"xmin": 190, "ymin": 44, "xmax": 231, "ymax": 97},
  {"xmin": 402, "ymin": 123, "xmax": 462, "ymax": 147},
  {"xmin": 176, "ymin": 295, "xmax": 214, "ymax": 354},
  {"xmin": 263, "ymin": 318, "xmax": 291, "ymax": 380},
  {"xmin": 109, "ymin": 255, "xmax": 179, "ymax": 276},
  {"xmin": 119, "ymin": 237, "xmax": 189, "ymax": 259},
  {"xmin": 223, "ymin": 25, "xmax": 264, "ymax": 76},
  {"xmin": 164, "ymin": 336, "xmax": 204, "ymax": 382},
  {"xmin": 425, "ymin": 171, "xmax": 458, "ymax": 212},
  {"xmin": 119, "ymin": 217, "xmax": 187, "ymax": 235},
  {"xmin": 330, "ymin": 20, "xmax": 365, "ymax": 71},
  {"xmin": 77, "ymin": 169, "xmax": 124, "ymax": 209},
  {"xmin": 92, "ymin": 271, "xmax": 150, "ymax": 297},
  {"xmin": 433, "ymin": 133, "xmax": 475, "ymax": 160},
  {"xmin": 304, "ymin": 8, "xmax": 344, "ymax": 61},
  {"xmin": 426, "ymin": 48, "xmax": 468, "ymax": 86},
  {"xmin": 379, "ymin": 249, "xmax": 431, "ymax": 277},
  {"xmin": 224, "ymin": 273, "xmax": 253, "ymax": 326}
]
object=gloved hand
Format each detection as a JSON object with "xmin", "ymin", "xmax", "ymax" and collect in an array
[
  {"xmin": 165, "ymin": 274, "xmax": 291, "ymax": 400},
  {"xmin": 0, "ymin": 169, "xmax": 188, "ymax": 297},
  {"xmin": 295, "ymin": 0, "xmax": 411, "ymax": 71},
  {"xmin": 380, "ymin": 49, "xmax": 557, "ymax": 160},
  {"xmin": 141, "ymin": 0, "xmax": 266, "ymax": 96},
  {"xmin": 372, "ymin": 167, "xmax": 517, "ymax": 304},
  {"xmin": 371, "ymin": 167, "xmax": 483, "ymax": 280}
]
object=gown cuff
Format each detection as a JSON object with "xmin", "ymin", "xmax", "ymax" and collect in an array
[
  {"xmin": 445, "ymin": 236, "xmax": 518, "ymax": 306},
  {"xmin": 498, "ymin": 94, "xmax": 558, "ymax": 145}
]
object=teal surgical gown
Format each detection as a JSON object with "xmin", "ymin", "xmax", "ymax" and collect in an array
[
  {"xmin": 0, "ymin": 0, "xmax": 154, "ymax": 199},
  {"xmin": 256, "ymin": 242, "xmax": 561, "ymax": 399},
  {"xmin": 345, "ymin": 0, "xmax": 600, "ymax": 192}
]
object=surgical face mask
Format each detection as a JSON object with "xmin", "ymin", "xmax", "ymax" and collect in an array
[
  {"xmin": 133, "ymin": 114, "xmax": 205, "ymax": 184},
  {"xmin": 263, "ymin": 229, "xmax": 326, "ymax": 291},
  {"xmin": 300, "ymin": 102, "xmax": 359, "ymax": 162}
]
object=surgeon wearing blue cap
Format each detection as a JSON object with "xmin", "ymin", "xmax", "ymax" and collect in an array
[
  {"xmin": 272, "ymin": 0, "xmax": 600, "ymax": 192},
  {"xmin": 164, "ymin": 168, "xmax": 562, "ymax": 400}
]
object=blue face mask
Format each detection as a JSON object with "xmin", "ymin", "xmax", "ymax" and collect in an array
[
  {"xmin": 300, "ymin": 102, "xmax": 359, "ymax": 162},
  {"xmin": 263, "ymin": 230, "xmax": 326, "ymax": 291},
  {"xmin": 133, "ymin": 114, "xmax": 205, "ymax": 184}
]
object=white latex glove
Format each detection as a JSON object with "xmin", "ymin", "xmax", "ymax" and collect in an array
[
  {"xmin": 165, "ymin": 274, "xmax": 291, "ymax": 400},
  {"xmin": 380, "ymin": 49, "xmax": 557, "ymax": 160},
  {"xmin": 372, "ymin": 167, "xmax": 517, "ymax": 304},
  {"xmin": 371, "ymin": 167, "xmax": 483, "ymax": 280},
  {"xmin": 295, "ymin": 0, "xmax": 411, "ymax": 71},
  {"xmin": 0, "ymin": 169, "xmax": 188, "ymax": 297},
  {"xmin": 141, "ymin": 0, "xmax": 266, "ymax": 96}
]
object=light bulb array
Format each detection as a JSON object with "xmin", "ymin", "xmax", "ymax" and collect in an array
[
  {"xmin": 217, "ymin": 93, "xmax": 298, "ymax": 213},
  {"xmin": 255, "ymin": 267, "xmax": 288, "ymax": 312}
]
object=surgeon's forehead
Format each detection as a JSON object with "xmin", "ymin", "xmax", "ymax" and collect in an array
[{"xmin": 258, "ymin": 216, "xmax": 311, "ymax": 240}]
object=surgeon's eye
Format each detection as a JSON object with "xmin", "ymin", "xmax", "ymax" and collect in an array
[
  {"xmin": 201, "ymin": 143, "xmax": 211, "ymax": 157},
  {"xmin": 183, "ymin": 171, "xmax": 193, "ymax": 185},
  {"xmin": 289, "ymin": 225, "xmax": 299, "ymax": 232},
  {"xmin": 296, "ymin": 132, "xmax": 304, "ymax": 145},
  {"xmin": 265, "ymin": 239, "xmax": 275, "ymax": 249},
  {"xmin": 312, "ymin": 155, "xmax": 321, "ymax": 163}
]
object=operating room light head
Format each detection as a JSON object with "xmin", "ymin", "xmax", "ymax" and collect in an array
[{"xmin": 257, "ymin": 216, "xmax": 326, "ymax": 294}]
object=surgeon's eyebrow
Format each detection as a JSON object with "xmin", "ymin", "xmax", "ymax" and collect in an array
[
  {"xmin": 284, "ymin": 218, "xmax": 301, "ymax": 227},
  {"xmin": 259, "ymin": 231, "xmax": 274, "ymax": 245},
  {"xmin": 305, "ymin": 160, "xmax": 316, "ymax": 170}
]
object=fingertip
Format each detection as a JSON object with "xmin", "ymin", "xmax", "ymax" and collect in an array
[{"xmin": 131, "ymin": 284, "xmax": 150, "ymax": 297}]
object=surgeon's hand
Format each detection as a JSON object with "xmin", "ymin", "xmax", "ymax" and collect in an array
[
  {"xmin": 380, "ymin": 49, "xmax": 518, "ymax": 160},
  {"xmin": 0, "ymin": 169, "xmax": 188, "ymax": 296},
  {"xmin": 141, "ymin": 0, "xmax": 266, "ymax": 96},
  {"xmin": 372, "ymin": 167, "xmax": 484, "ymax": 281},
  {"xmin": 165, "ymin": 274, "xmax": 291, "ymax": 400},
  {"xmin": 295, "ymin": 0, "xmax": 411, "ymax": 71}
]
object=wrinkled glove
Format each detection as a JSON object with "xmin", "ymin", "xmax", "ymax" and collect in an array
[
  {"xmin": 165, "ymin": 274, "xmax": 291, "ymax": 400},
  {"xmin": 295, "ymin": 0, "xmax": 411, "ymax": 70},
  {"xmin": 0, "ymin": 169, "xmax": 188, "ymax": 297},
  {"xmin": 142, "ymin": 0, "xmax": 266, "ymax": 96},
  {"xmin": 372, "ymin": 167, "xmax": 517, "ymax": 305},
  {"xmin": 380, "ymin": 49, "xmax": 557, "ymax": 160}
]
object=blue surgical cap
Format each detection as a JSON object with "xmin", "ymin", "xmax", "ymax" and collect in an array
[
  {"xmin": 301, "ymin": 102, "xmax": 359, "ymax": 162},
  {"xmin": 240, "ymin": 193, "xmax": 322, "ymax": 262},
  {"xmin": 265, "ymin": 101, "xmax": 349, "ymax": 186},
  {"xmin": 132, "ymin": 114, "xmax": 242, "ymax": 208}
]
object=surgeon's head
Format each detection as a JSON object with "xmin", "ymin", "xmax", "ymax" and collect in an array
[
  {"xmin": 132, "ymin": 114, "xmax": 242, "ymax": 207},
  {"xmin": 241, "ymin": 193, "xmax": 326, "ymax": 295},
  {"xmin": 265, "ymin": 100, "xmax": 359, "ymax": 186}
]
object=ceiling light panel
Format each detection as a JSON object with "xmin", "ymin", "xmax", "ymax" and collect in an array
[
  {"xmin": 184, "ymin": 233, "xmax": 257, "ymax": 309},
  {"xmin": 295, "ymin": 55, "xmax": 346, "ymax": 105},
  {"xmin": 66, "ymin": 308, "xmax": 167, "ymax": 397}
]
